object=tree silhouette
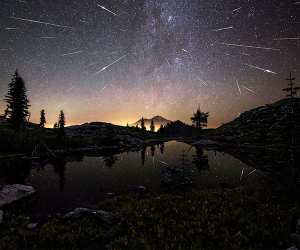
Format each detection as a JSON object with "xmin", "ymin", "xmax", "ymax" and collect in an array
[
  {"xmin": 157, "ymin": 124, "xmax": 164, "ymax": 134},
  {"xmin": 191, "ymin": 107, "xmax": 209, "ymax": 130},
  {"xmin": 141, "ymin": 117, "xmax": 146, "ymax": 131},
  {"xmin": 283, "ymin": 72, "xmax": 299, "ymax": 171},
  {"xmin": 53, "ymin": 122, "xmax": 58, "ymax": 129},
  {"xmin": 4, "ymin": 70, "xmax": 30, "ymax": 129},
  {"xmin": 39, "ymin": 109, "xmax": 46, "ymax": 128},
  {"xmin": 58, "ymin": 110, "xmax": 66, "ymax": 135},
  {"xmin": 150, "ymin": 119, "xmax": 155, "ymax": 132}
]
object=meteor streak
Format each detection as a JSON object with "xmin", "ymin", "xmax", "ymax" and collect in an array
[
  {"xmin": 236, "ymin": 80, "xmax": 242, "ymax": 95},
  {"xmin": 95, "ymin": 54, "xmax": 127, "ymax": 74},
  {"xmin": 220, "ymin": 42, "xmax": 280, "ymax": 51},
  {"xmin": 9, "ymin": 16, "xmax": 73, "ymax": 29},
  {"xmin": 213, "ymin": 26, "xmax": 233, "ymax": 32},
  {"xmin": 242, "ymin": 85, "xmax": 255, "ymax": 94},
  {"xmin": 40, "ymin": 36, "xmax": 56, "ymax": 39},
  {"xmin": 273, "ymin": 37, "xmax": 300, "ymax": 41},
  {"xmin": 232, "ymin": 7, "xmax": 242, "ymax": 13},
  {"xmin": 245, "ymin": 64, "xmax": 277, "ymax": 75},
  {"xmin": 96, "ymin": 4, "xmax": 118, "ymax": 16},
  {"xmin": 61, "ymin": 50, "xmax": 83, "ymax": 57}
]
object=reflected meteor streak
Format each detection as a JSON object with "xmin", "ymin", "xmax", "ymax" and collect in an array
[
  {"xmin": 213, "ymin": 26, "xmax": 233, "ymax": 32},
  {"xmin": 220, "ymin": 42, "xmax": 280, "ymax": 51},
  {"xmin": 10, "ymin": 16, "xmax": 73, "ymax": 29},
  {"xmin": 245, "ymin": 64, "xmax": 277, "ymax": 75},
  {"xmin": 96, "ymin": 4, "xmax": 118, "ymax": 16},
  {"xmin": 95, "ymin": 54, "xmax": 127, "ymax": 74}
]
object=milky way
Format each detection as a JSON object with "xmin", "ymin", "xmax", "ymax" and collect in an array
[{"xmin": 0, "ymin": 0, "xmax": 299, "ymax": 127}]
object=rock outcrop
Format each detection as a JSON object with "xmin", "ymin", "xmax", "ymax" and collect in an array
[
  {"xmin": 0, "ymin": 184, "xmax": 35, "ymax": 208},
  {"xmin": 215, "ymin": 98, "xmax": 300, "ymax": 146}
]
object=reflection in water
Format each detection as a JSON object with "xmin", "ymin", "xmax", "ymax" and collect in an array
[
  {"xmin": 0, "ymin": 141, "xmax": 280, "ymax": 218},
  {"xmin": 151, "ymin": 145, "xmax": 155, "ymax": 157},
  {"xmin": 52, "ymin": 158, "xmax": 67, "ymax": 192},
  {"xmin": 192, "ymin": 147, "xmax": 209, "ymax": 172},
  {"xmin": 141, "ymin": 147, "xmax": 146, "ymax": 166},
  {"xmin": 159, "ymin": 143, "xmax": 165, "ymax": 154},
  {"xmin": 103, "ymin": 155, "xmax": 118, "ymax": 168}
]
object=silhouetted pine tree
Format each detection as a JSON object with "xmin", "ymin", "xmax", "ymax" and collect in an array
[
  {"xmin": 158, "ymin": 124, "xmax": 164, "ymax": 134},
  {"xmin": 58, "ymin": 110, "xmax": 66, "ymax": 136},
  {"xmin": 191, "ymin": 107, "xmax": 209, "ymax": 130},
  {"xmin": 150, "ymin": 119, "xmax": 155, "ymax": 132},
  {"xmin": 39, "ymin": 109, "xmax": 46, "ymax": 128},
  {"xmin": 53, "ymin": 122, "xmax": 58, "ymax": 129},
  {"xmin": 4, "ymin": 70, "xmax": 30, "ymax": 128},
  {"xmin": 141, "ymin": 117, "xmax": 146, "ymax": 131},
  {"xmin": 283, "ymin": 72, "xmax": 299, "ymax": 170}
]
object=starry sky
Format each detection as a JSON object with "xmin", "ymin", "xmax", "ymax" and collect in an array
[{"xmin": 0, "ymin": 0, "xmax": 299, "ymax": 128}]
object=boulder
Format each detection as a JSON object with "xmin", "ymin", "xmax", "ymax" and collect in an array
[
  {"xmin": 27, "ymin": 223, "xmax": 38, "ymax": 230},
  {"xmin": 0, "ymin": 184, "xmax": 35, "ymax": 208},
  {"xmin": 291, "ymin": 233, "xmax": 300, "ymax": 248},
  {"xmin": 64, "ymin": 208, "xmax": 116, "ymax": 225}
]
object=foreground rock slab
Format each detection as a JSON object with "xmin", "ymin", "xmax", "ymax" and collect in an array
[
  {"xmin": 0, "ymin": 184, "xmax": 35, "ymax": 208},
  {"xmin": 64, "ymin": 208, "xmax": 117, "ymax": 225}
]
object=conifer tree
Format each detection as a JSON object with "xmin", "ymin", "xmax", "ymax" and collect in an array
[
  {"xmin": 158, "ymin": 124, "xmax": 164, "ymax": 134},
  {"xmin": 39, "ymin": 109, "xmax": 46, "ymax": 128},
  {"xmin": 150, "ymin": 119, "xmax": 155, "ymax": 132},
  {"xmin": 191, "ymin": 107, "xmax": 209, "ymax": 130},
  {"xmin": 141, "ymin": 117, "xmax": 146, "ymax": 131},
  {"xmin": 58, "ymin": 110, "xmax": 66, "ymax": 135},
  {"xmin": 4, "ymin": 70, "xmax": 30, "ymax": 128}
]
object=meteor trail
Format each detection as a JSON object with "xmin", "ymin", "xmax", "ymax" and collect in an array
[
  {"xmin": 40, "ymin": 36, "xmax": 56, "ymax": 39},
  {"xmin": 245, "ymin": 64, "xmax": 277, "ymax": 75},
  {"xmin": 96, "ymin": 4, "xmax": 118, "ymax": 16},
  {"xmin": 232, "ymin": 7, "xmax": 242, "ymax": 13},
  {"xmin": 5, "ymin": 27, "xmax": 17, "ymax": 30},
  {"xmin": 273, "ymin": 37, "xmax": 300, "ymax": 41},
  {"xmin": 61, "ymin": 50, "xmax": 83, "ymax": 57},
  {"xmin": 242, "ymin": 85, "xmax": 255, "ymax": 94},
  {"xmin": 9, "ymin": 16, "xmax": 73, "ymax": 29},
  {"xmin": 213, "ymin": 26, "xmax": 233, "ymax": 32},
  {"xmin": 220, "ymin": 42, "xmax": 280, "ymax": 51},
  {"xmin": 236, "ymin": 80, "xmax": 242, "ymax": 95},
  {"xmin": 95, "ymin": 54, "xmax": 127, "ymax": 75}
]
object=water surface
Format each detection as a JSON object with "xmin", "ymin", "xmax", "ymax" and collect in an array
[{"xmin": 0, "ymin": 141, "xmax": 266, "ymax": 218}]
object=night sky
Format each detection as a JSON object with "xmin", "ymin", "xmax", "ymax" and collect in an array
[{"xmin": 0, "ymin": 0, "xmax": 299, "ymax": 127}]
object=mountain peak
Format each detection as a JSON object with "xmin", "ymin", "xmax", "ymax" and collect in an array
[{"xmin": 132, "ymin": 115, "xmax": 172, "ymax": 130}]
